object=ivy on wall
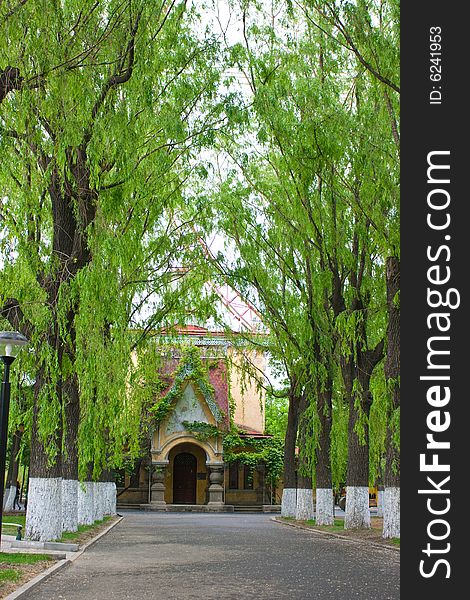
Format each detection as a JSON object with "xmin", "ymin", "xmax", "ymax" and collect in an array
[
  {"xmin": 147, "ymin": 344, "xmax": 283, "ymax": 486},
  {"xmin": 149, "ymin": 345, "xmax": 223, "ymax": 425},
  {"xmin": 182, "ymin": 420, "xmax": 283, "ymax": 486},
  {"xmin": 224, "ymin": 431, "xmax": 283, "ymax": 486}
]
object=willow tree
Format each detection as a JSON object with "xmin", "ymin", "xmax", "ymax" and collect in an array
[
  {"xmin": 302, "ymin": 0, "xmax": 400, "ymax": 535},
  {"xmin": 198, "ymin": 0, "xmax": 399, "ymax": 531},
  {"xmin": 0, "ymin": 0, "xmax": 222, "ymax": 540}
]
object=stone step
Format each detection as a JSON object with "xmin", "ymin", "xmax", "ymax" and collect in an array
[
  {"xmin": 10, "ymin": 539, "xmax": 79, "ymax": 552},
  {"xmin": 233, "ymin": 505, "xmax": 263, "ymax": 513}
]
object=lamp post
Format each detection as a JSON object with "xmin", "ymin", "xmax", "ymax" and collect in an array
[{"xmin": 0, "ymin": 331, "xmax": 28, "ymax": 549}]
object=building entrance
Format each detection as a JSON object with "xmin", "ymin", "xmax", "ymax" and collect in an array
[{"xmin": 173, "ymin": 452, "xmax": 197, "ymax": 504}]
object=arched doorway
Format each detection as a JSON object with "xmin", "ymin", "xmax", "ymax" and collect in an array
[{"xmin": 173, "ymin": 452, "xmax": 197, "ymax": 504}]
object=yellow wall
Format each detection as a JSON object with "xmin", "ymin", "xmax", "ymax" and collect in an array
[
  {"xmin": 224, "ymin": 464, "xmax": 265, "ymax": 505},
  {"xmin": 228, "ymin": 348, "xmax": 266, "ymax": 433}
]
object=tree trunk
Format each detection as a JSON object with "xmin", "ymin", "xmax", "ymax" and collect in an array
[
  {"xmin": 344, "ymin": 363, "xmax": 371, "ymax": 529},
  {"xmin": 78, "ymin": 464, "xmax": 95, "ymax": 525},
  {"xmin": 342, "ymin": 342, "xmax": 383, "ymax": 529},
  {"xmin": 25, "ymin": 369, "xmax": 63, "ymax": 541},
  {"xmin": 295, "ymin": 390, "xmax": 314, "ymax": 521},
  {"xmin": 62, "ymin": 372, "xmax": 80, "ymax": 532},
  {"xmin": 315, "ymin": 379, "xmax": 334, "ymax": 525},
  {"xmin": 281, "ymin": 378, "xmax": 300, "ymax": 517},
  {"xmin": 101, "ymin": 467, "xmax": 117, "ymax": 516},
  {"xmin": 383, "ymin": 256, "xmax": 400, "ymax": 539},
  {"xmin": 3, "ymin": 429, "xmax": 22, "ymax": 511},
  {"xmin": 26, "ymin": 159, "xmax": 94, "ymax": 539}
]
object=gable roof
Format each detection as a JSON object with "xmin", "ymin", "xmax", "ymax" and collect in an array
[{"xmin": 159, "ymin": 357, "xmax": 230, "ymax": 428}]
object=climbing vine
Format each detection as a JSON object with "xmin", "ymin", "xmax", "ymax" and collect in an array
[
  {"xmin": 182, "ymin": 420, "xmax": 283, "ymax": 486},
  {"xmin": 224, "ymin": 432, "xmax": 284, "ymax": 486},
  {"xmin": 148, "ymin": 345, "xmax": 222, "ymax": 425}
]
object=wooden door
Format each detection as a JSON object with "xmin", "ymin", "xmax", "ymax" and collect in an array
[{"xmin": 173, "ymin": 452, "xmax": 197, "ymax": 504}]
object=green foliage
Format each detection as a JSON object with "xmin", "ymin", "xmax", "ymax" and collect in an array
[
  {"xmin": 181, "ymin": 421, "xmax": 220, "ymax": 441},
  {"xmin": 330, "ymin": 387, "xmax": 349, "ymax": 489},
  {"xmin": 223, "ymin": 427, "xmax": 284, "ymax": 486},
  {"xmin": 1, "ymin": 0, "xmax": 399, "ymax": 508},
  {"xmin": 1, "ymin": 0, "xmax": 226, "ymax": 479},
  {"xmin": 148, "ymin": 345, "xmax": 221, "ymax": 426},
  {"xmin": 264, "ymin": 390, "xmax": 289, "ymax": 440},
  {"xmin": 203, "ymin": 0, "xmax": 399, "ymax": 495}
]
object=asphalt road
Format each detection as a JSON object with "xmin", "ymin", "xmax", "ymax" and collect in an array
[{"xmin": 19, "ymin": 511, "xmax": 399, "ymax": 600}]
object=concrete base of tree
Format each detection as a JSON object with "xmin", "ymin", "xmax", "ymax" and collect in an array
[
  {"xmin": 3, "ymin": 485, "xmax": 16, "ymax": 511},
  {"xmin": 25, "ymin": 477, "xmax": 63, "ymax": 542},
  {"xmin": 281, "ymin": 488, "xmax": 297, "ymax": 517},
  {"xmin": 344, "ymin": 486, "xmax": 371, "ymax": 529},
  {"xmin": 103, "ymin": 481, "xmax": 117, "ymax": 515},
  {"xmin": 382, "ymin": 486, "xmax": 400, "ymax": 538},
  {"xmin": 62, "ymin": 479, "xmax": 78, "ymax": 532},
  {"xmin": 295, "ymin": 488, "xmax": 314, "ymax": 521},
  {"xmin": 376, "ymin": 489, "xmax": 384, "ymax": 517},
  {"xmin": 78, "ymin": 481, "xmax": 94, "ymax": 525},
  {"xmin": 315, "ymin": 488, "xmax": 334, "ymax": 525}
]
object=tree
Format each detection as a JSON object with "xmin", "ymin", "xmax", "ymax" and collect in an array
[
  {"xmin": 1, "ymin": 0, "xmax": 223, "ymax": 540},
  {"xmin": 203, "ymin": 0, "xmax": 398, "ymax": 530}
]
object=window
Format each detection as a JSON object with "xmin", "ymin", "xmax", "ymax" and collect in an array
[
  {"xmin": 243, "ymin": 464, "xmax": 253, "ymax": 490},
  {"xmin": 229, "ymin": 461, "xmax": 239, "ymax": 489}
]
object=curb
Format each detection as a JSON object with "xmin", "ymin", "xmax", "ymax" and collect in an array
[
  {"xmin": 3, "ymin": 559, "xmax": 70, "ymax": 600},
  {"xmin": 3, "ymin": 515, "xmax": 124, "ymax": 599},
  {"xmin": 68, "ymin": 515, "xmax": 124, "ymax": 562},
  {"xmin": 271, "ymin": 517, "xmax": 400, "ymax": 552}
]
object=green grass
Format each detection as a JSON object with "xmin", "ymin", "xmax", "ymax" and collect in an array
[
  {"xmin": 283, "ymin": 516, "xmax": 400, "ymax": 547},
  {"xmin": 2, "ymin": 514, "xmax": 112, "ymax": 543},
  {"xmin": 304, "ymin": 518, "xmax": 345, "ymax": 532},
  {"xmin": 0, "ymin": 552, "xmax": 53, "ymax": 565},
  {"xmin": 57, "ymin": 516, "xmax": 111, "ymax": 542},
  {"xmin": 1, "ymin": 515, "xmax": 26, "ymax": 528},
  {"xmin": 0, "ymin": 568, "xmax": 21, "ymax": 583}
]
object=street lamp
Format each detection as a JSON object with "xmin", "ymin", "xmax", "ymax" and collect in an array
[{"xmin": 0, "ymin": 331, "xmax": 28, "ymax": 549}]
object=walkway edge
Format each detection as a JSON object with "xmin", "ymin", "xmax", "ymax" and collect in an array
[
  {"xmin": 271, "ymin": 517, "xmax": 400, "ymax": 552},
  {"xmin": 3, "ymin": 515, "xmax": 124, "ymax": 600},
  {"xmin": 68, "ymin": 515, "xmax": 124, "ymax": 562}
]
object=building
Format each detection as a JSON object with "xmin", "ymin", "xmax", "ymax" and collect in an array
[{"xmin": 116, "ymin": 325, "xmax": 278, "ymax": 511}]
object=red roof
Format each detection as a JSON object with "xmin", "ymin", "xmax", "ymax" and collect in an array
[
  {"xmin": 208, "ymin": 360, "xmax": 229, "ymax": 424},
  {"xmin": 235, "ymin": 423, "xmax": 271, "ymax": 438}
]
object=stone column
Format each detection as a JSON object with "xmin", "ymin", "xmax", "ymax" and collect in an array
[
  {"xmin": 151, "ymin": 462, "xmax": 168, "ymax": 506},
  {"xmin": 207, "ymin": 463, "xmax": 225, "ymax": 505}
]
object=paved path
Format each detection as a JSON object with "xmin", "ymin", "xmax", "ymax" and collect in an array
[{"xmin": 19, "ymin": 511, "xmax": 399, "ymax": 600}]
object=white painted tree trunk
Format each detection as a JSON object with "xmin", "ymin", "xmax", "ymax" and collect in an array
[
  {"xmin": 376, "ymin": 489, "xmax": 384, "ymax": 517},
  {"xmin": 103, "ymin": 482, "xmax": 117, "ymax": 515},
  {"xmin": 3, "ymin": 485, "xmax": 15, "ymax": 511},
  {"xmin": 315, "ymin": 488, "xmax": 334, "ymax": 526},
  {"xmin": 295, "ymin": 488, "xmax": 314, "ymax": 521},
  {"xmin": 93, "ymin": 482, "xmax": 104, "ymax": 522},
  {"xmin": 382, "ymin": 486, "xmax": 400, "ymax": 538},
  {"xmin": 25, "ymin": 477, "xmax": 63, "ymax": 542},
  {"xmin": 78, "ymin": 481, "xmax": 94, "ymax": 525},
  {"xmin": 62, "ymin": 479, "xmax": 78, "ymax": 532},
  {"xmin": 281, "ymin": 488, "xmax": 297, "ymax": 517},
  {"xmin": 344, "ymin": 486, "xmax": 371, "ymax": 529}
]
